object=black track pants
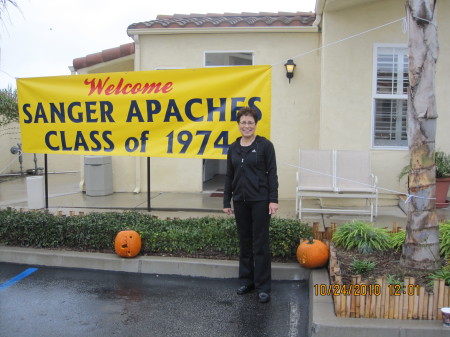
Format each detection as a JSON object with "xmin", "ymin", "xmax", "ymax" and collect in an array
[{"xmin": 233, "ymin": 200, "xmax": 271, "ymax": 293}]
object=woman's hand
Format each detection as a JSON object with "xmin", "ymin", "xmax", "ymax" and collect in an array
[
  {"xmin": 223, "ymin": 208, "xmax": 234, "ymax": 215},
  {"xmin": 269, "ymin": 202, "xmax": 279, "ymax": 215}
]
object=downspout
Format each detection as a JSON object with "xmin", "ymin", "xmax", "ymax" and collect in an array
[
  {"xmin": 314, "ymin": 0, "xmax": 325, "ymax": 150},
  {"xmin": 133, "ymin": 34, "xmax": 141, "ymax": 194},
  {"xmin": 315, "ymin": 0, "xmax": 326, "ymax": 16},
  {"xmin": 79, "ymin": 156, "xmax": 85, "ymax": 192},
  {"xmin": 313, "ymin": 0, "xmax": 325, "ymax": 28},
  {"xmin": 313, "ymin": 14, "xmax": 322, "ymax": 28}
]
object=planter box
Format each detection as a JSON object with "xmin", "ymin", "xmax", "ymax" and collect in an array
[
  {"xmin": 328, "ymin": 242, "xmax": 449, "ymax": 320},
  {"xmin": 309, "ymin": 224, "xmax": 449, "ymax": 321}
]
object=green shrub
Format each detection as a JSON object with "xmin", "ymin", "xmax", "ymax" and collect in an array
[
  {"xmin": 386, "ymin": 274, "xmax": 404, "ymax": 287},
  {"xmin": 269, "ymin": 218, "xmax": 312, "ymax": 258},
  {"xmin": 389, "ymin": 230, "xmax": 406, "ymax": 251},
  {"xmin": 435, "ymin": 151, "xmax": 450, "ymax": 178},
  {"xmin": 0, "ymin": 210, "xmax": 67, "ymax": 248},
  {"xmin": 399, "ymin": 151, "xmax": 450, "ymax": 180},
  {"xmin": 0, "ymin": 209, "xmax": 311, "ymax": 260},
  {"xmin": 384, "ymin": 222, "xmax": 448, "ymax": 255},
  {"xmin": 332, "ymin": 220, "xmax": 391, "ymax": 253},
  {"xmin": 137, "ymin": 216, "xmax": 241, "ymax": 256},
  {"xmin": 440, "ymin": 221, "xmax": 450, "ymax": 258},
  {"xmin": 350, "ymin": 258, "xmax": 376, "ymax": 274},
  {"xmin": 429, "ymin": 264, "xmax": 450, "ymax": 286}
]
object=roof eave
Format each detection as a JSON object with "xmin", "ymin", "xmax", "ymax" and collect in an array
[
  {"xmin": 74, "ymin": 54, "xmax": 134, "ymax": 74},
  {"xmin": 127, "ymin": 26, "xmax": 318, "ymax": 36}
]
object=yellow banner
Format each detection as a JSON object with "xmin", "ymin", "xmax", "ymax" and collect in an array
[{"xmin": 17, "ymin": 66, "xmax": 272, "ymax": 159}]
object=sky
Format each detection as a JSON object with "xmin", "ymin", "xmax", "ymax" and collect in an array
[{"xmin": 0, "ymin": 0, "xmax": 316, "ymax": 89}]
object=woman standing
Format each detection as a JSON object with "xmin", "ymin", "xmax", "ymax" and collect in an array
[{"xmin": 223, "ymin": 106, "xmax": 279, "ymax": 303}]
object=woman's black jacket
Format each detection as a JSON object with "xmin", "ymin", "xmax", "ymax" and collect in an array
[{"xmin": 223, "ymin": 135, "xmax": 278, "ymax": 208}]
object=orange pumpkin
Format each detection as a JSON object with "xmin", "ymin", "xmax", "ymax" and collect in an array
[
  {"xmin": 296, "ymin": 238, "xmax": 329, "ymax": 268},
  {"xmin": 114, "ymin": 230, "xmax": 142, "ymax": 258}
]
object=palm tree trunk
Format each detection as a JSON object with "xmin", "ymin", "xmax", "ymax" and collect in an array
[{"xmin": 400, "ymin": 0, "xmax": 440, "ymax": 270}]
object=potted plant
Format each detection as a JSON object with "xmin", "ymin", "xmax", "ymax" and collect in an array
[
  {"xmin": 435, "ymin": 151, "xmax": 450, "ymax": 208},
  {"xmin": 399, "ymin": 150, "xmax": 450, "ymax": 209}
]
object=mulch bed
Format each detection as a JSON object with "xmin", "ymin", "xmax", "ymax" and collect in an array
[{"xmin": 335, "ymin": 245, "xmax": 447, "ymax": 292}]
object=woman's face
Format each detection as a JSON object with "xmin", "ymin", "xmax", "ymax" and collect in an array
[{"xmin": 238, "ymin": 114, "xmax": 257, "ymax": 138}]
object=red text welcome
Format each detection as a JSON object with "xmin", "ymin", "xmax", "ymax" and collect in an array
[{"xmin": 84, "ymin": 77, "xmax": 173, "ymax": 96}]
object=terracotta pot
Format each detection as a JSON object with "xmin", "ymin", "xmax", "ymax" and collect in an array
[{"xmin": 436, "ymin": 177, "xmax": 450, "ymax": 208}]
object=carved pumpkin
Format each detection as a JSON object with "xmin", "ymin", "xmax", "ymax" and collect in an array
[
  {"xmin": 296, "ymin": 238, "xmax": 329, "ymax": 268},
  {"xmin": 114, "ymin": 230, "xmax": 142, "ymax": 258}
]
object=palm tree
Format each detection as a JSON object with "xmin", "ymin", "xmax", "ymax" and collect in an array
[{"xmin": 400, "ymin": 0, "xmax": 440, "ymax": 270}]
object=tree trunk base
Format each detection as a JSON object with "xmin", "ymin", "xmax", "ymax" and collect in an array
[
  {"xmin": 400, "ymin": 257, "xmax": 441, "ymax": 270},
  {"xmin": 400, "ymin": 245, "xmax": 441, "ymax": 270}
]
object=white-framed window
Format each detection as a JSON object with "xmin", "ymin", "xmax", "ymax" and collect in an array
[
  {"xmin": 204, "ymin": 51, "xmax": 253, "ymax": 67},
  {"xmin": 372, "ymin": 44, "xmax": 409, "ymax": 148}
]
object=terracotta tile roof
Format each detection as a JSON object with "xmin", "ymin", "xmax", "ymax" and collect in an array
[
  {"xmin": 73, "ymin": 43, "xmax": 135, "ymax": 71},
  {"xmin": 73, "ymin": 12, "xmax": 315, "ymax": 71},
  {"xmin": 127, "ymin": 12, "xmax": 315, "ymax": 30}
]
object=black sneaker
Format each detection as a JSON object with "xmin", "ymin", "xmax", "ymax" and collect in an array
[
  {"xmin": 258, "ymin": 292, "xmax": 270, "ymax": 303},
  {"xmin": 236, "ymin": 284, "xmax": 255, "ymax": 295}
]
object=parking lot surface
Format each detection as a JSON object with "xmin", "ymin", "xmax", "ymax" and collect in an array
[{"xmin": 0, "ymin": 262, "xmax": 309, "ymax": 337}]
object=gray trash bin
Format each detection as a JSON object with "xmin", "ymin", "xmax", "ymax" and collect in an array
[{"xmin": 84, "ymin": 156, "xmax": 113, "ymax": 196}]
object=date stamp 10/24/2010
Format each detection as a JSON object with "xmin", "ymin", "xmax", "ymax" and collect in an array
[{"xmin": 314, "ymin": 283, "xmax": 421, "ymax": 297}]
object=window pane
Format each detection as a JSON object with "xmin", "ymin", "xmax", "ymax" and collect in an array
[
  {"xmin": 402, "ymin": 54, "xmax": 409, "ymax": 94},
  {"xmin": 377, "ymin": 53, "xmax": 397, "ymax": 94},
  {"xmin": 205, "ymin": 52, "xmax": 252, "ymax": 66},
  {"xmin": 376, "ymin": 47, "xmax": 409, "ymax": 95},
  {"xmin": 374, "ymin": 99, "xmax": 407, "ymax": 147}
]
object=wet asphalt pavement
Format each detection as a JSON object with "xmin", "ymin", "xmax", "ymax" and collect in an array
[{"xmin": 0, "ymin": 263, "xmax": 309, "ymax": 337}]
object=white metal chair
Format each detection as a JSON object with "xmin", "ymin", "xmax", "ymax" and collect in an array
[{"xmin": 296, "ymin": 150, "xmax": 378, "ymax": 221}]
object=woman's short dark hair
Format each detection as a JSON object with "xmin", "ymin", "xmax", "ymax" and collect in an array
[{"xmin": 237, "ymin": 107, "xmax": 258, "ymax": 124}]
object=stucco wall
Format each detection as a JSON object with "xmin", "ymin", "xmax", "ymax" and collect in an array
[
  {"xmin": 0, "ymin": 122, "xmax": 80, "ymax": 177},
  {"xmin": 0, "ymin": 122, "xmax": 22, "ymax": 174},
  {"xmin": 136, "ymin": 30, "xmax": 322, "ymax": 195},
  {"xmin": 435, "ymin": 0, "xmax": 450, "ymax": 153},
  {"xmin": 319, "ymin": 0, "xmax": 450, "ymax": 201}
]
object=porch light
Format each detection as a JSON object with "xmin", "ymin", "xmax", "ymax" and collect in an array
[{"xmin": 284, "ymin": 59, "xmax": 296, "ymax": 83}]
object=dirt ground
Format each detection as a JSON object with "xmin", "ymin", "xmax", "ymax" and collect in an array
[{"xmin": 335, "ymin": 246, "xmax": 447, "ymax": 292}]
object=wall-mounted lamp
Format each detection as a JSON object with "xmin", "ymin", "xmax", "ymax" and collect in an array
[{"xmin": 284, "ymin": 59, "xmax": 296, "ymax": 83}]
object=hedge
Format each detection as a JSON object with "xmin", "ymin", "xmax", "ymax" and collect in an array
[{"xmin": 0, "ymin": 209, "xmax": 312, "ymax": 260}]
